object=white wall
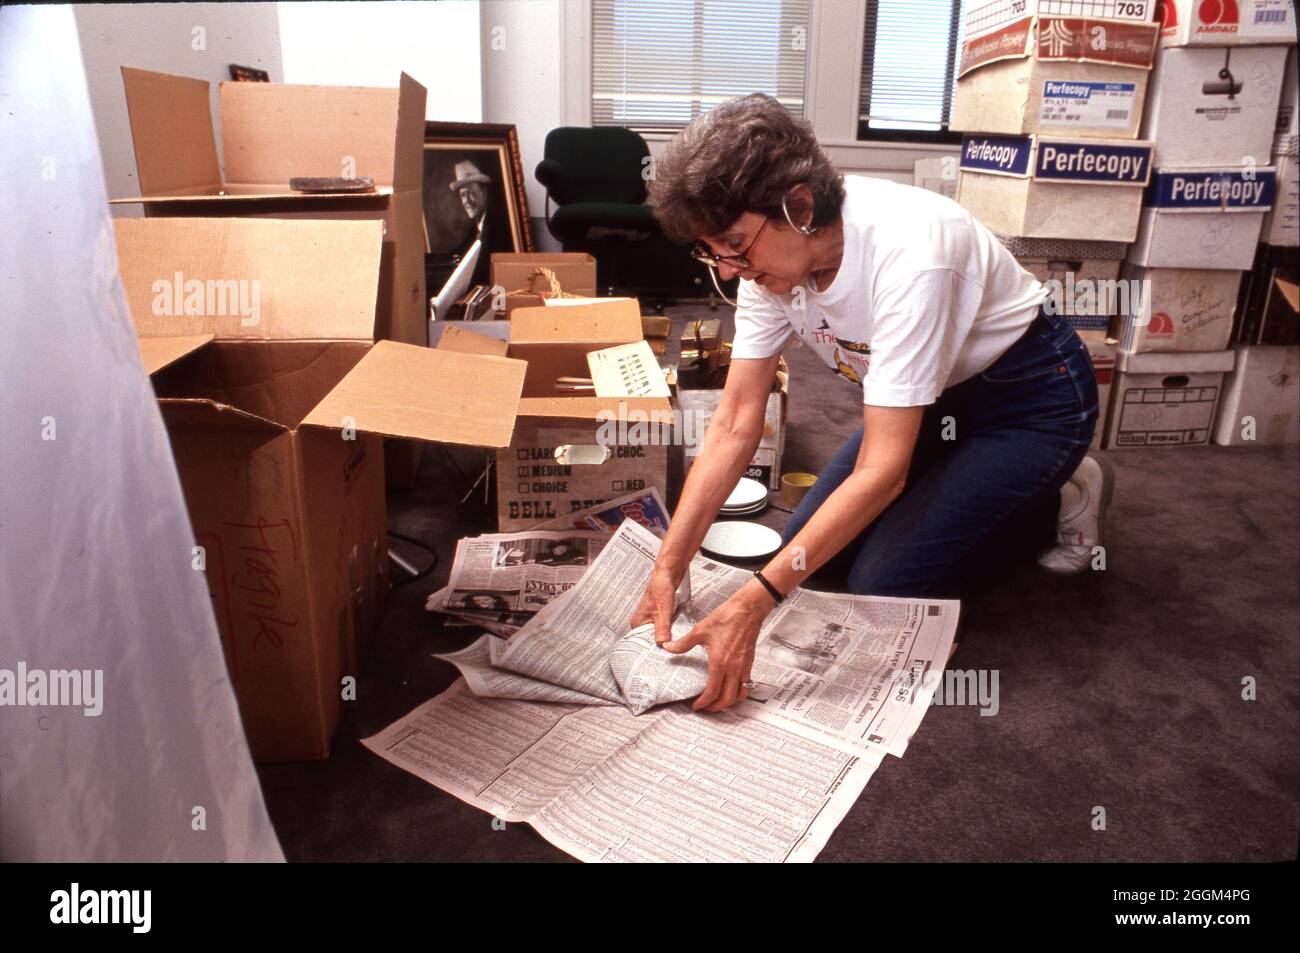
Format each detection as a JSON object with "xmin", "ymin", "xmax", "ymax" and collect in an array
[
  {"xmin": 75, "ymin": 2, "xmax": 285, "ymax": 215},
  {"xmin": 278, "ymin": 0, "xmax": 482, "ymax": 121},
  {"xmin": 480, "ymin": 0, "xmax": 563, "ymax": 241}
]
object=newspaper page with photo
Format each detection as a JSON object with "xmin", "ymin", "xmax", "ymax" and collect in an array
[
  {"xmin": 362, "ymin": 680, "xmax": 886, "ymax": 862},
  {"xmin": 495, "ymin": 519, "xmax": 959, "ymax": 759}
]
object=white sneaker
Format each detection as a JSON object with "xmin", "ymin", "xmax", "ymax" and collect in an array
[{"xmin": 1036, "ymin": 454, "xmax": 1114, "ymax": 576}]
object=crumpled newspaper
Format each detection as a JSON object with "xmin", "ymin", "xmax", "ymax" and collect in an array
[{"xmin": 608, "ymin": 604, "xmax": 713, "ymax": 715}]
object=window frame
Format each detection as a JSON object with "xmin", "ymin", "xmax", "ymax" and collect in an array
[{"xmin": 856, "ymin": 0, "xmax": 965, "ymax": 145}]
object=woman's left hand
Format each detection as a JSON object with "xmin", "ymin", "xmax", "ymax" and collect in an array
[{"xmin": 659, "ymin": 582, "xmax": 771, "ymax": 712}]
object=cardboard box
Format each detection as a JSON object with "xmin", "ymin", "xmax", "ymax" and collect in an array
[
  {"xmin": 1085, "ymin": 335, "xmax": 1118, "ymax": 452},
  {"xmin": 1157, "ymin": 0, "xmax": 1296, "ymax": 47},
  {"xmin": 1261, "ymin": 146, "xmax": 1299, "ymax": 247},
  {"xmin": 1104, "ymin": 348, "xmax": 1235, "ymax": 447},
  {"xmin": 1127, "ymin": 166, "xmax": 1278, "ymax": 270},
  {"xmin": 957, "ymin": 134, "xmax": 1153, "ymax": 241},
  {"xmin": 962, "ymin": 1, "xmax": 1157, "ymax": 41},
  {"xmin": 1212, "ymin": 344, "xmax": 1300, "ymax": 444},
  {"xmin": 1006, "ymin": 235, "xmax": 1126, "ymax": 335},
  {"xmin": 490, "ymin": 252, "xmax": 597, "ymax": 314},
  {"xmin": 1276, "ymin": 47, "xmax": 1298, "ymax": 142},
  {"xmin": 1117, "ymin": 265, "xmax": 1243, "ymax": 352},
  {"xmin": 1140, "ymin": 45, "xmax": 1289, "ymax": 167},
  {"xmin": 437, "ymin": 300, "xmax": 671, "ymax": 532},
  {"xmin": 677, "ymin": 378, "xmax": 789, "ymax": 491},
  {"xmin": 111, "ymin": 67, "xmax": 428, "ymax": 347},
  {"xmin": 952, "ymin": 15, "xmax": 1159, "ymax": 138},
  {"xmin": 114, "ymin": 217, "xmax": 526, "ymax": 761}
]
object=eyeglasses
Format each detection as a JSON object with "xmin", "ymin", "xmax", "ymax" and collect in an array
[{"xmin": 690, "ymin": 216, "xmax": 770, "ymax": 272}]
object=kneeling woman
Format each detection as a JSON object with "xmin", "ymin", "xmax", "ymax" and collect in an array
[{"xmin": 631, "ymin": 94, "xmax": 1111, "ymax": 712}]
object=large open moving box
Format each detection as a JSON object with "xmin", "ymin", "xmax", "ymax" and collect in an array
[{"xmin": 114, "ymin": 217, "xmax": 526, "ymax": 761}]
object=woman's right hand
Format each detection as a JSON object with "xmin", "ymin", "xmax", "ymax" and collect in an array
[{"xmin": 628, "ymin": 567, "xmax": 680, "ymax": 647}]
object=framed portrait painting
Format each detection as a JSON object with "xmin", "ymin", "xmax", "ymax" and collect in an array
[{"xmin": 423, "ymin": 121, "xmax": 532, "ymax": 287}]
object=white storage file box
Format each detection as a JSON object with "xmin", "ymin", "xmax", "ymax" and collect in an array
[
  {"xmin": 1104, "ymin": 349, "xmax": 1236, "ymax": 448},
  {"xmin": 951, "ymin": 13, "xmax": 1160, "ymax": 138},
  {"xmin": 1141, "ymin": 45, "xmax": 1289, "ymax": 167},
  {"xmin": 1127, "ymin": 167, "xmax": 1278, "ymax": 270},
  {"xmin": 1212, "ymin": 344, "xmax": 1300, "ymax": 445},
  {"xmin": 957, "ymin": 134, "xmax": 1154, "ymax": 241}
]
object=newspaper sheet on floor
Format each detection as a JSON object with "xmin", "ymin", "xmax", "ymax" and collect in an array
[
  {"xmin": 362, "ymin": 681, "xmax": 886, "ymax": 862},
  {"xmin": 489, "ymin": 519, "xmax": 958, "ymax": 760},
  {"xmin": 425, "ymin": 488, "xmax": 673, "ymax": 636}
]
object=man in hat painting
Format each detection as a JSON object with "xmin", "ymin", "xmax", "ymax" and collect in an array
[{"xmin": 449, "ymin": 159, "xmax": 511, "ymax": 286}]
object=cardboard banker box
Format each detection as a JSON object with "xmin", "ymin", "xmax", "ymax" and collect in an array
[
  {"xmin": 957, "ymin": 134, "xmax": 1154, "ymax": 241},
  {"xmin": 952, "ymin": 14, "xmax": 1159, "ymax": 139},
  {"xmin": 1118, "ymin": 265, "xmax": 1243, "ymax": 352},
  {"xmin": 490, "ymin": 252, "xmax": 598, "ymax": 314},
  {"xmin": 114, "ymin": 217, "xmax": 526, "ymax": 761},
  {"xmin": 111, "ymin": 67, "xmax": 428, "ymax": 347},
  {"xmin": 1104, "ymin": 348, "xmax": 1236, "ymax": 447},
  {"xmin": 439, "ymin": 300, "xmax": 672, "ymax": 532},
  {"xmin": 1211, "ymin": 344, "xmax": 1300, "ymax": 445},
  {"xmin": 961, "ymin": 0, "xmax": 1157, "ymax": 41}
]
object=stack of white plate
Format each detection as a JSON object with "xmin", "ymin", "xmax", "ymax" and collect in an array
[{"xmin": 720, "ymin": 477, "xmax": 768, "ymax": 517}]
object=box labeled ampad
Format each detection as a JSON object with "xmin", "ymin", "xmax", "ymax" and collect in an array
[
  {"xmin": 1104, "ymin": 348, "xmax": 1236, "ymax": 447},
  {"xmin": 957, "ymin": 134, "xmax": 1153, "ymax": 241},
  {"xmin": 1127, "ymin": 167, "xmax": 1277, "ymax": 270},
  {"xmin": 1118, "ymin": 265, "xmax": 1243, "ymax": 352},
  {"xmin": 952, "ymin": 14, "xmax": 1159, "ymax": 138},
  {"xmin": 1157, "ymin": 0, "xmax": 1296, "ymax": 47},
  {"xmin": 112, "ymin": 67, "xmax": 428, "ymax": 347},
  {"xmin": 436, "ymin": 300, "xmax": 671, "ymax": 532},
  {"xmin": 1140, "ymin": 44, "xmax": 1289, "ymax": 167},
  {"xmin": 114, "ymin": 217, "xmax": 526, "ymax": 761},
  {"xmin": 1212, "ymin": 344, "xmax": 1300, "ymax": 444}
]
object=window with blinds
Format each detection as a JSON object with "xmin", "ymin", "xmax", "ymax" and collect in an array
[
  {"xmin": 592, "ymin": 0, "xmax": 810, "ymax": 131},
  {"xmin": 859, "ymin": 0, "xmax": 966, "ymax": 141}
]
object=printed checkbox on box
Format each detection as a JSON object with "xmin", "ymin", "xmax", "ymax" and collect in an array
[
  {"xmin": 517, "ymin": 449, "xmax": 529, "ymax": 460},
  {"xmin": 612, "ymin": 480, "xmax": 624, "ymax": 491},
  {"xmin": 518, "ymin": 483, "xmax": 529, "ymax": 494},
  {"xmin": 517, "ymin": 466, "xmax": 529, "ymax": 477}
]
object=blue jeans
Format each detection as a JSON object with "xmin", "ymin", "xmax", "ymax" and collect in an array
[{"xmin": 781, "ymin": 305, "xmax": 1099, "ymax": 599}]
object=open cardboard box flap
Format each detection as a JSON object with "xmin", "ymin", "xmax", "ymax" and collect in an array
[
  {"xmin": 115, "ymin": 216, "xmax": 385, "ymax": 343},
  {"xmin": 436, "ymin": 323, "xmax": 510, "ymax": 357},
  {"xmin": 302, "ymin": 341, "xmax": 524, "ymax": 448},
  {"xmin": 116, "ymin": 66, "xmax": 422, "ymax": 203},
  {"xmin": 115, "ymin": 216, "xmax": 526, "ymax": 448}
]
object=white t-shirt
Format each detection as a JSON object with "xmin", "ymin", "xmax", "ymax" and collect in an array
[{"xmin": 730, "ymin": 175, "xmax": 1047, "ymax": 406}]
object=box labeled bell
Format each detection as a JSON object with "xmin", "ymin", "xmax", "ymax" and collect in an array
[
  {"xmin": 1140, "ymin": 44, "xmax": 1289, "ymax": 167},
  {"xmin": 114, "ymin": 217, "xmax": 526, "ymax": 761},
  {"xmin": 952, "ymin": 14, "xmax": 1159, "ymax": 138},
  {"xmin": 1127, "ymin": 167, "xmax": 1277, "ymax": 270},
  {"xmin": 1157, "ymin": 0, "xmax": 1296, "ymax": 47},
  {"xmin": 1212, "ymin": 344, "xmax": 1300, "ymax": 444},
  {"xmin": 957, "ymin": 134, "xmax": 1154, "ymax": 241},
  {"xmin": 1118, "ymin": 265, "xmax": 1243, "ymax": 352},
  {"xmin": 436, "ymin": 300, "xmax": 671, "ymax": 533},
  {"xmin": 1104, "ymin": 348, "xmax": 1236, "ymax": 447}
]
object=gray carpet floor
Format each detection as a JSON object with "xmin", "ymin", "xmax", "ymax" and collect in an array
[{"xmin": 256, "ymin": 303, "xmax": 1300, "ymax": 862}]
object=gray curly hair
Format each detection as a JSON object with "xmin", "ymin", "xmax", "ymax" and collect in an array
[{"xmin": 648, "ymin": 93, "xmax": 845, "ymax": 245}]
